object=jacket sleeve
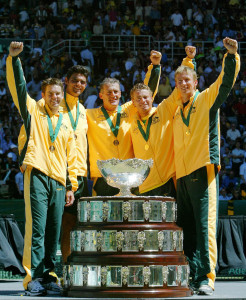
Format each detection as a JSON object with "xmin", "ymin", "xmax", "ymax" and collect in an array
[
  {"xmin": 66, "ymin": 130, "xmax": 78, "ymax": 192},
  {"xmin": 204, "ymin": 52, "xmax": 240, "ymax": 111},
  {"xmin": 144, "ymin": 64, "xmax": 161, "ymax": 100},
  {"xmin": 6, "ymin": 55, "xmax": 36, "ymax": 119}
]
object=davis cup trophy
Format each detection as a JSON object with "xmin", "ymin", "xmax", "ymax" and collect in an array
[{"xmin": 64, "ymin": 158, "xmax": 192, "ymax": 298}]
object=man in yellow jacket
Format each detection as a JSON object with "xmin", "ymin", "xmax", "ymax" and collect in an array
[
  {"xmin": 17, "ymin": 65, "xmax": 89, "ymax": 264},
  {"xmin": 6, "ymin": 41, "xmax": 78, "ymax": 296},
  {"xmin": 173, "ymin": 38, "xmax": 240, "ymax": 295},
  {"xmin": 86, "ymin": 57, "xmax": 160, "ymax": 196},
  {"xmin": 130, "ymin": 47, "xmax": 196, "ymax": 196},
  {"xmin": 59, "ymin": 65, "xmax": 89, "ymax": 263}
]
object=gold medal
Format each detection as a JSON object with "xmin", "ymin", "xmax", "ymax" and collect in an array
[
  {"xmin": 186, "ymin": 129, "xmax": 191, "ymax": 135},
  {"xmin": 74, "ymin": 134, "xmax": 77, "ymax": 140},
  {"xmin": 49, "ymin": 145, "xmax": 55, "ymax": 152},
  {"xmin": 113, "ymin": 139, "xmax": 119, "ymax": 146},
  {"xmin": 145, "ymin": 144, "xmax": 149, "ymax": 150}
]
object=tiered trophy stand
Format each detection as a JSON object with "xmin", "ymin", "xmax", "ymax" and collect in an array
[{"xmin": 63, "ymin": 159, "xmax": 192, "ymax": 298}]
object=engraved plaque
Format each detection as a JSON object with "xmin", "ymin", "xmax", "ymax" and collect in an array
[
  {"xmin": 78, "ymin": 201, "xmax": 87, "ymax": 222},
  {"xmin": 90, "ymin": 201, "xmax": 103, "ymax": 222},
  {"xmin": 162, "ymin": 230, "xmax": 174, "ymax": 251},
  {"xmin": 144, "ymin": 230, "xmax": 159, "ymax": 251},
  {"xmin": 101, "ymin": 230, "xmax": 117, "ymax": 252},
  {"xmin": 128, "ymin": 266, "xmax": 144, "ymax": 287},
  {"xmin": 122, "ymin": 230, "xmax": 139, "ymax": 252},
  {"xmin": 70, "ymin": 230, "xmax": 81, "ymax": 252},
  {"xmin": 108, "ymin": 201, "xmax": 123, "ymax": 222},
  {"xmin": 176, "ymin": 230, "xmax": 183, "ymax": 251},
  {"xmin": 167, "ymin": 265, "xmax": 178, "ymax": 286},
  {"xmin": 149, "ymin": 201, "xmax": 162, "ymax": 222},
  {"xmin": 87, "ymin": 265, "xmax": 101, "ymax": 287},
  {"xmin": 84, "ymin": 230, "xmax": 97, "ymax": 252},
  {"xmin": 180, "ymin": 265, "xmax": 189, "ymax": 286},
  {"xmin": 129, "ymin": 200, "xmax": 144, "ymax": 221},
  {"xmin": 106, "ymin": 266, "xmax": 122, "ymax": 287},
  {"xmin": 72, "ymin": 265, "xmax": 83, "ymax": 286},
  {"xmin": 149, "ymin": 265, "xmax": 163, "ymax": 287},
  {"xmin": 166, "ymin": 201, "xmax": 175, "ymax": 222}
]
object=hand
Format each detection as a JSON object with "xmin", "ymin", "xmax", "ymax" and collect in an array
[
  {"xmin": 185, "ymin": 46, "xmax": 196, "ymax": 59},
  {"xmin": 65, "ymin": 190, "xmax": 75, "ymax": 207},
  {"xmin": 9, "ymin": 42, "xmax": 24, "ymax": 57},
  {"xmin": 9, "ymin": 41, "xmax": 24, "ymax": 57},
  {"xmin": 223, "ymin": 37, "xmax": 238, "ymax": 54},
  {"xmin": 150, "ymin": 50, "xmax": 162, "ymax": 65}
]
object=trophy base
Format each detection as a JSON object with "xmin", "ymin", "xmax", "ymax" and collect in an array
[{"xmin": 65, "ymin": 287, "xmax": 192, "ymax": 298}]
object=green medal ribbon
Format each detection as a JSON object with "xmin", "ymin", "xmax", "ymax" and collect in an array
[
  {"xmin": 180, "ymin": 91, "xmax": 200, "ymax": 127},
  {"xmin": 64, "ymin": 93, "xmax": 80, "ymax": 131},
  {"xmin": 101, "ymin": 105, "xmax": 122, "ymax": 138},
  {"xmin": 45, "ymin": 107, "xmax": 63, "ymax": 143},
  {"xmin": 137, "ymin": 116, "xmax": 153, "ymax": 142}
]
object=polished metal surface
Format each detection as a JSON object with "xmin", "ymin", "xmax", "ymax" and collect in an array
[{"xmin": 97, "ymin": 158, "xmax": 153, "ymax": 196}]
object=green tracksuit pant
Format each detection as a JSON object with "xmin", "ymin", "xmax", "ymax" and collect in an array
[
  {"xmin": 140, "ymin": 177, "xmax": 176, "ymax": 197},
  {"xmin": 92, "ymin": 177, "xmax": 120, "ymax": 196},
  {"xmin": 176, "ymin": 164, "xmax": 219, "ymax": 290},
  {"xmin": 23, "ymin": 167, "xmax": 65, "ymax": 289}
]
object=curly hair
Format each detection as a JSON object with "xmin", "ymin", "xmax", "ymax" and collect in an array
[{"xmin": 66, "ymin": 65, "xmax": 89, "ymax": 80}]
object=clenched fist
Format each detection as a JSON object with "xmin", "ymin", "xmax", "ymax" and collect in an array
[
  {"xmin": 150, "ymin": 50, "xmax": 162, "ymax": 65},
  {"xmin": 223, "ymin": 37, "xmax": 238, "ymax": 54},
  {"xmin": 9, "ymin": 41, "xmax": 24, "ymax": 57},
  {"xmin": 185, "ymin": 46, "xmax": 196, "ymax": 59}
]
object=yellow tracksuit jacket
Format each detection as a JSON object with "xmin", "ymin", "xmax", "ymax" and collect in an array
[
  {"xmin": 173, "ymin": 53, "xmax": 240, "ymax": 179},
  {"xmin": 6, "ymin": 55, "xmax": 78, "ymax": 191},
  {"xmin": 59, "ymin": 94, "xmax": 88, "ymax": 177},
  {"xmin": 130, "ymin": 56, "xmax": 194, "ymax": 193},
  {"xmin": 86, "ymin": 101, "xmax": 135, "ymax": 178},
  {"xmin": 86, "ymin": 62, "xmax": 162, "ymax": 179}
]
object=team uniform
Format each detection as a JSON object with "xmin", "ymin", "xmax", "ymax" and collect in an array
[
  {"xmin": 86, "ymin": 101, "xmax": 135, "ymax": 195},
  {"xmin": 131, "ymin": 57, "xmax": 194, "ymax": 196},
  {"xmin": 86, "ymin": 63, "xmax": 161, "ymax": 196},
  {"xmin": 59, "ymin": 93, "xmax": 88, "ymax": 213},
  {"xmin": 173, "ymin": 52, "xmax": 240, "ymax": 289},
  {"xmin": 6, "ymin": 55, "xmax": 78, "ymax": 290}
]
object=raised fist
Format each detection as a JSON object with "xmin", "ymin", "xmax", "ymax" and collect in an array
[
  {"xmin": 9, "ymin": 41, "xmax": 24, "ymax": 57},
  {"xmin": 185, "ymin": 46, "xmax": 196, "ymax": 59},
  {"xmin": 223, "ymin": 37, "xmax": 238, "ymax": 55},
  {"xmin": 150, "ymin": 50, "xmax": 162, "ymax": 65}
]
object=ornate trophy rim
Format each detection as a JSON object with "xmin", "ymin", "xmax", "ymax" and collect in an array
[{"xmin": 97, "ymin": 158, "xmax": 153, "ymax": 196}]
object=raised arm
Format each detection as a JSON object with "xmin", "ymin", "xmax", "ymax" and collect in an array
[
  {"xmin": 204, "ymin": 37, "xmax": 240, "ymax": 110},
  {"xmin": 158, "ymin": 46, "xmax": 197, "ymax": 115},
  {"xmin": 144, "ymin": 50, "xmax": 162, "ymax": 100},
  {"xmin": 6, "ymin": 41, "xmax": 36, "ymax": 118}
]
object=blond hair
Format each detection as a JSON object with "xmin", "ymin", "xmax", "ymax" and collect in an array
[
  {"xmin": 175, "ymin": 66, "xmax": 197, "ymax": 81},
  {"xmin": 130, "ymin": 83, "xmax": 153, "ymax": 99}
]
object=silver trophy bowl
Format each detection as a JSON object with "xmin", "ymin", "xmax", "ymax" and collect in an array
[{"xmin": 97, "ymin": 158, "xmax": 153, "ymax": 196}]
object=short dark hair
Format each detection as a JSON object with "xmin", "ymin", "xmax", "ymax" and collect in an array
[
  {"xmin": 100, "ymin": 77, "xmax": 120, "ymax": 92},
  {"xmin": 66, "ymin": 65, "xmax": 89, "ymax": 80},
  {"xmin": 41, "ymin": 78, "xmax": 64, "ymax": 93},
  {"xmin": 130, "ymin": 83, "xmax": 152, "ymax": 98}
]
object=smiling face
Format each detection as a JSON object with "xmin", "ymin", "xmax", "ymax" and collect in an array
[
  {"xmin": 99, "ymin": 83, "xmax": 121, "ymax": 111},
  {"xmin": 132, "ymin": 89, "xmax": 153, "ymax": 118},
  {"xmin": 65, "ymin": 73, "xmax": 87, "ymax": 97},
  {"xmin": 42, "ymin": 84, "xmax": 63, "ymax": 114},
  {"xmin": 175, "ymin": 71, "xmax": 197, "ymax": 103}
]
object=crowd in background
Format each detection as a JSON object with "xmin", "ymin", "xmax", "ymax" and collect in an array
[{"xmin": 0, "ymin": 0, "xmax": 246, "ymax": 214}]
